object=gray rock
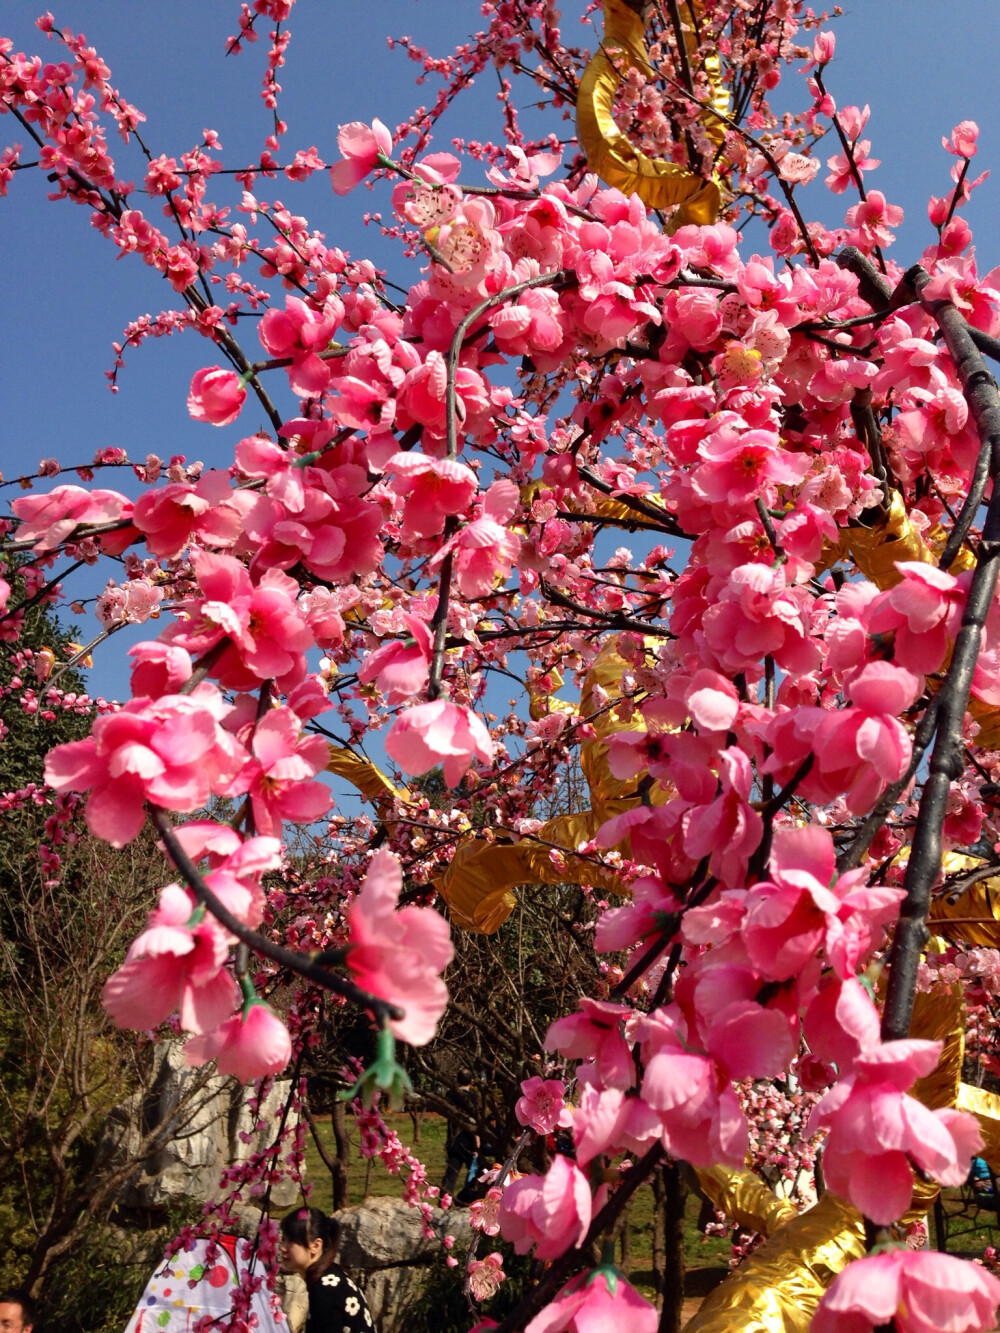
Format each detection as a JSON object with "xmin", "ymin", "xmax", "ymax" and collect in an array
[
  {"xmin": 334, "ymin": 1197, "xmax": 475, "ymax": 1333},
  {"xmin": 337, "ymin": 1195, "xmax": 473, "ymax": 1269},
  {"xmin": 101, "ymin": 1041, "xmax": 300, "ymax": 1210}
]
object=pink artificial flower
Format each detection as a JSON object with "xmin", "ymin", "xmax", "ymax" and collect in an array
[
  {"xmin": 692, "ymin": 422, "xmax": 811, "ymax": 509},
  {"xmin": 814, "ymin": 1249, "xmax": 1000, "ymax": 1333},
  {"xmin": 102, "ymin": 882, "xmax": 237, "ymax": 1034},
  {"xmin": 346, "ymin": 850, "xmax": 453, "ymax": 1045},
  {"xmin": 825, "ymin": 140, "xmax": 880, "ymax": 195},
  {"xmin": 258, "ymin": 295, "xmax": 342, "ymax": 397},
  {"xmin": 571, "ymin": 1069, "xmax": 661, "ymax": 1167},
  {"xmin": 811, "ymin": 661, "xmax": 922, "ymax": 814},
  {"xmin": 132, "ymin": 471, "xmax": 244, "ymax": 559},
  {"xmin": 44, "ymin": 689, "xmax": 247, "ymax": 847},
  {"xmin": 808, "ymin": 1038, "xmax": 983, "ymax": 1223},
  {"xmin": 243, "ymin": 707, "xmax": 332, "ymax": 837},
  {"xmin": 594, "ymin": 874, "xmax": 680, "ymax": 955},
  {"xmin": 866, "ymin": 561, "xmax": 966, "ymax": 674},
  {"xmin": 187, "ymin": 367, "xmax": 247, "ymax": 426},
  {"xmin": 638, "ymin": 1005, "xmax": 749, "ymax": 1168},
  {"xmin": 385, "ymin": 699, "xmax": 494, "ymax": 787},
  {"xmin": 803, "ymin": 975, "xmax": 881, "ymax": 1075},
  {"xmin": 358, "ymin": 613, "xmax": 434, "ymax": 703},
  {"xmin": 185, "ymin": 999, "xmax": 292, "ymax": 1079},
  {"xmin": 516, "ymin": 1077, "xmax": 573, "ymax": 1135},
  {"xmin": 384, "ymin": 452, "xmax": 479, "ymax": 542},
  {"xmin": 329, "ymin": 118, "xmax": 392, "ymax": 195},
  {"xmin": 498, "ymin": 1154, "xmax": 591, "ymax": 1261},
  {"xmin": 845, "ymin": 191, "xmax": 904, "ymax": 251},
  {"xmin": 524, "ymin": 1267, "xmax": 658, "ymax": 1333},
  {"xmin": 165, "ymin": 551, "xmax": 313, "ymax": 692},
  {"xmin": 12, "ymin": 484, "xmax": 134, "ymax": 553},
  {"xmin": 430, "ymin": 483, "xmax": 521, "ymax": 597},
  {"xmin": 742, "ymin": 825, "xmax": 904, "ymax": 980},
  {"xmin": 811, "ymin": 31, "xmax": 836, "ymax": 66},
  {"xmin": 546, "ymin": 998, "xmax": 636, "ymax": 1091}
]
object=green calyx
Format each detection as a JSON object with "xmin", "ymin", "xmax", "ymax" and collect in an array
[
  {"xmin": 339, "ymin": 1026, "xmax": 413, "ymax": 1110},
  {"xmin": 583, "ymin": 1240, "xmax": 621, "ymax": 1297},
  {"xmin": 239, "ymin": 973, "xmax": 261, "ymax": 1018}
]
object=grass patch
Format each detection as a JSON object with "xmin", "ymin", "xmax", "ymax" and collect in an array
[{"xmin": 302, "ymin": 1109, "xmax": 734, "ymax": 1291}]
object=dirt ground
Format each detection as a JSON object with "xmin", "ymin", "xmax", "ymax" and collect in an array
[{"xmin": 680, "ymin": 1296, "xmax": 703, "ymax": 1323}]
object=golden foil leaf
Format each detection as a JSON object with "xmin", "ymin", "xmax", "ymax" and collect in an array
[
  {"xmin": 682, "ymin": 1193, "xmax": 865, "ymax": 1333},
  {"xmin": 956, "ymin": 1084, "xmax": 1000, "ymax": 1172},
  {"xmin": 326, "ymin": 745, "xmax": 413, "ymax": 810},
  {"xmin": 434, "ymin": 811, "xmax": 625, "ymax": 935},
  {"xmin": 695, "ymin": 1166, "xmax": 799, "ymax": 1236},
  {"xmin": 576, "ymin": 0, "xmax": 727, "ymax": 223}
]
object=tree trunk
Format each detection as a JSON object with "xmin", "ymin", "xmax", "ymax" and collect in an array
[
  {"xmin": 658, "ymin": 1161, "xmax": 687, "ymax": 1333},
  {"xmin": 331, "ymin": 1101, "xmax": 351, "ymax": 1212}
]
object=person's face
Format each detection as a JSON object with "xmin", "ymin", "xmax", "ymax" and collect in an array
[
  {"xmin": 0, "ymin": 1302, "xmax": 30, "ymax": 1333},
  {"xmin": 280, "ymin": 1235, "xmax": 321, "ymax": 1276}
]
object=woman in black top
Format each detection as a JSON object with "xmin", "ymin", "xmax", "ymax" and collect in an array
[{"xmin": 280, "ymin": 1208, "xmax": 375, "ymax": 1333}]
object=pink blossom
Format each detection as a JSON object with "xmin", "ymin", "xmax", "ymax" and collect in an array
[
  {"xmin": 102, "ymin": 882, "xmax": 237, "ymax": 1034},
  {"xmin": 498, "ymin": 1154, "xmax": 591, "ymax": 1261},
  {"xmin": 243, "ymin": 707, "xmax": 332, "ymax": 837},
  {"xmin": 165, "ymin": 551, "xmax": 313, "ymax": 692},
  {"xmin": 811, "ymin": 662, "xmax": 922, "ymax": 813},
  {"xmin": 814, "ymin": 1249, "xmax": 1000, "ymax": 1333},
  {"xmin": 467, "ymin": 1252, "xmax": 505, "ymax": 1303},
  {"xmin": 638, "ymin": 1005, "xmax": 749, "ymax": 1167},
  {"xmin": 808, "ymin": 1038, "xmax": 983, "ymax": 1223},
  {"xmin": 826, "ymin": 141, "xmax": 880, "ymax": 194},
  {"xmin": 693, "ymin": 422, "xmax": 811, "ymax": 509},
  {"xmin": 132, "ymin": 471, "xmax": 244, "ymax": 559},
  {"xmin": 571, "ymin": 1069, "xmax": 661, "ymax": 1167},
  {"xmin": 358, "ymin": 613, "xmax": 434, "ymax": 703},
  {"xmin": 258, "ymin": 295, "xmax": 342, "ymax": 397},
  {"xmin": 187, "ymin": 367, "xmax": 247, "ymax": 426},
  {"xmin": 546, "ymin": 998, "xmax": 636, "ymax": 1091},
  {"xmin": 945, "ymin": 120, "xmax": 980, "ymax": 159},
  {"xmin": 866, "ymin": 561, "xmax": 966, "ymax": 674},
  {"xmin": 128, "ymin": 642, "xmax": 192, "ymax": 698},
  {"xmin": 385, "ymin": 452, "xmax": 479, "ymax": 541},
  {"xmin": 524, "ymin": 1268, "xmax": 658, "ymax": 1333},
  {"xmin": 44, "ymin": 689, "xmax": 247, "ymax": 847},
  {"xmin": 845, "ymin": 191, "xmax": 904, "ymax": 251},
  {"xmin": 430, "ymin": 506, "xmax": 520, "ymax": 599},
  {"xmin": 185, "ymin": 1000, "xmax": 292, "ymax": 1079},
  {"xmin": 595, "ymin": 875, "xmax": 680, "ymax": 955},
  {"xmin": 346, "ymin": 850, "xmax": 453, "ymax": 1045},
  {"xmin": 385, "ymin": 699, "xmax": 494, "ymax": 787},
  {"xmin": 469, "ymin": 1188, "xmax": 504, "ymax": 1237},
  {"xmin": 516, "ymin": 1077, "xmax": 573, "ymax": 1136},
  {"xmin": 12, "ymin": 484, "xmax": 134, "ymax": 553},
  {"xmin": 811, "ymin": 31, "xmax": 836, "ymax": 66},
  {"xmin": 742, "ymin": 826, "xmax": 904, "ymax": 980},
  {"xmin": 329, "ymin": 118, "xmax": 392, "ymax": 195},
  {"xmin": 803, "ymin": 976, "xmax": 881, "ymax": 1075}
]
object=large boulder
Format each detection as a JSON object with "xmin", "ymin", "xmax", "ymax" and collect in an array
[
  {"xmin": 336, "ymin": 1197, "xmax": 474, "ymax": 1333},
  {"xmin": 101, "ymin": 1041, "xmax": 300, "ymax": 1210}
]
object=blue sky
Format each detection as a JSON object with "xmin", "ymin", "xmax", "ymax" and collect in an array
[{"xmin": 1, "ymin": 0, "xmax": 998, "ymax": 713}]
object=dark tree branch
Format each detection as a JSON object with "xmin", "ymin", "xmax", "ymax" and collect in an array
[
  {"xmin": 880, "ymin": 268, "xmax": 1000, "ymax": 1042},
  {"xmin": 149, "ymin": 807, "xmax": 404, "ymax": 1023}
]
